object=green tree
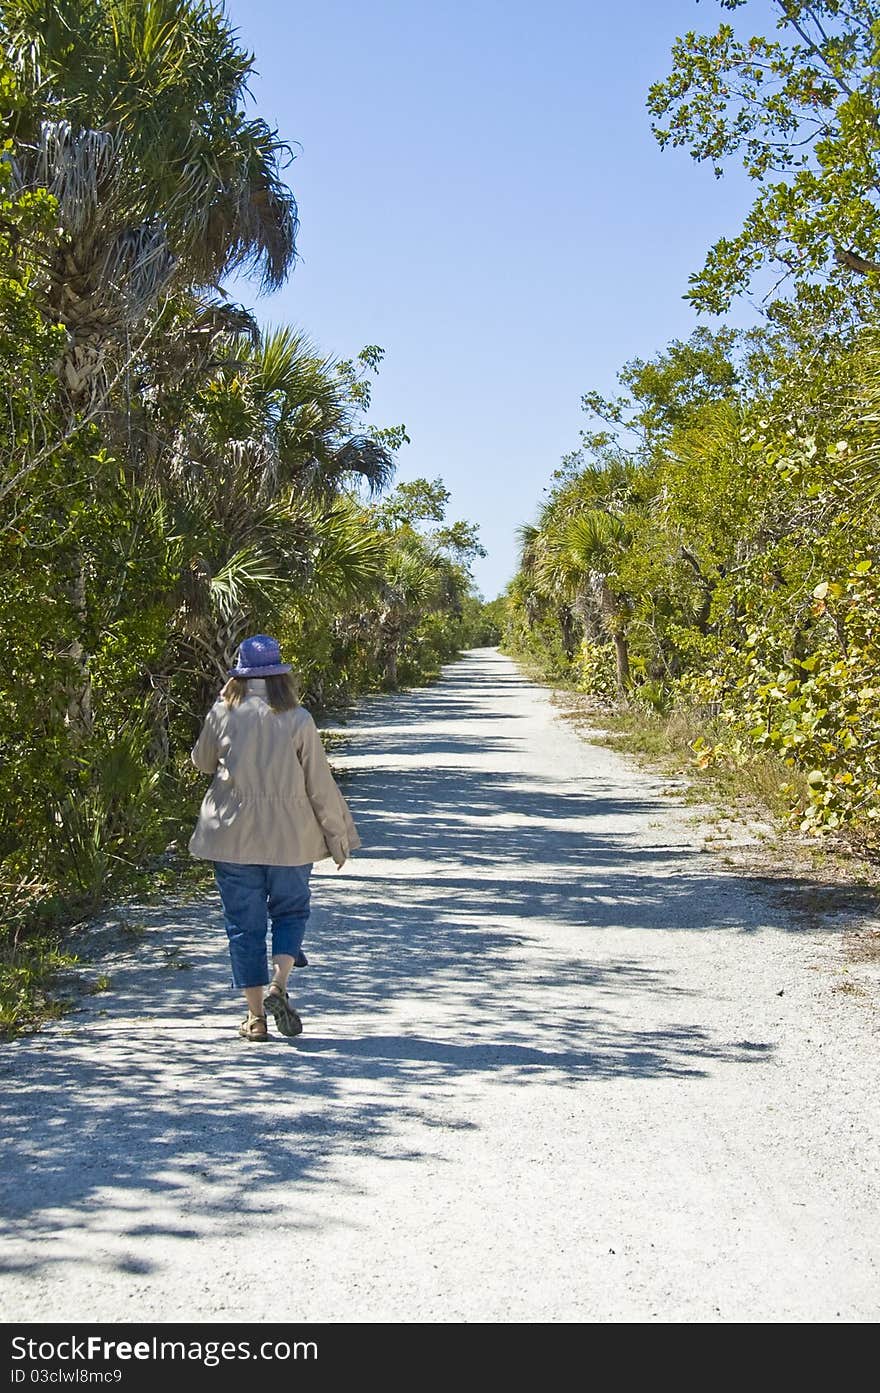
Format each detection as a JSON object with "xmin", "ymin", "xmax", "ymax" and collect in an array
[
  {"xmin": 649, "ymin": 0, "xmax": 880, "ymax": 315},
  {"xmin": 2, "ymin": 0, "xmax": 298, "ymax": 407}
]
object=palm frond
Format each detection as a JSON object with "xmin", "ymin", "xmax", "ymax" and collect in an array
[
  {"xmin": 209, "ymin": 542, "xmax": 292, "ymax": 619},
  {"xmin": 304, "ymin": 499, "xmax": 387, "ymax": 602},
  {"xmin": 564, "ymin": 510, "xmax": 631, "ymax": 567},
  {"xmin": 13, "ymin": 120, "xmax": 119, "ymax": 233},
  {"xmin": 99, "ymin": 221, "xmax": 177, "ymax": 318},
  {"xmin": 246, "ymin": 325, "xmax": 333, "ymax": 397},
  {"xmin": 6, "ymin": 0, "xmax": 299, "ymax": 305},
  {"xmin": 516, "ymin": 523, "xmax": 542, "ymax": 574},
  {"xmin": 333, "ymin": 435, "xmax": 396, "ymax": 494},
  {"xmin": 384, "ymin": 545, "xmax": 443, "ymax": 607}
]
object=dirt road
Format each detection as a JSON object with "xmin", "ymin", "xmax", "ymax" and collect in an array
[{"xmin": 1, "ymin": 648, "xmax": 877, "ymax": 1322}]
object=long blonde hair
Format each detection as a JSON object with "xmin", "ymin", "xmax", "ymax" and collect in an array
[{"xmin": 222, "ymin": 673, "xmax": 299, "ymax": 712}]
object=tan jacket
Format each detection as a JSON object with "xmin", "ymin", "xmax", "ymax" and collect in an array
[{"xmin": 187, "ymin": 680, "xmax": 361, "ymax": 867}]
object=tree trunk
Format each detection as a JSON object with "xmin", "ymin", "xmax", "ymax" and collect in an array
[
  {"xmin": 559, "ymin": 605, "xmax": 579, "ymax": 661},
  {"xmin": 599, "ymin": 579, "xmax": 630, "ymax": 699},
  {"xmin": 381, "ymin": 613, "xmax": 401, "ymax": 688},
  {"xmin": 573, "ymin": 586, "xmax": 602, "ymax": 643},
  {"xmin": 64, "ymin": 564, "xmax": 93, "ymax": 734},
  {"xmin": 384, "ymin": 640, "xmax": 398, "ymax": 688},
  {"xmin": 680, "ymin": 546, "xmax": 715, "ymax": 635},
  {"xmin": 613, "ymin": 631, "xmax": 630, "ymax": 697}
]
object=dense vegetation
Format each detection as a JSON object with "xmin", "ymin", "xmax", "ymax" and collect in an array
[
  {"xmin": 0, "ymin": 0, "xmax": 494, "ymax": 1031},
  {"xmin": 504, "ymin": 1, "xmax": 880, "ymax": 849}
]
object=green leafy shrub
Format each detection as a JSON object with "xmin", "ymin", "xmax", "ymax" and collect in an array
[{"xmin": 574, "ymin": 641, "xmax": 616, "ymax": 699}]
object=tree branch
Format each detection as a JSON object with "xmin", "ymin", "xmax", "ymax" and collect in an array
[
  {"xmin": 0, "ymin": 313, "xmax": 163, "ymax": 509},
  {"xmin": 834, "ymin": 246, "xmax": 880, "ymax": 274},
  {"xmin": 773, "ymin": 1, "xmax": 859, "ymax": 100}
]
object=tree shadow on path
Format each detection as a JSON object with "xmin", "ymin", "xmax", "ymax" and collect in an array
[{"xmin": 0, "ymin": 649, "xmax": 863, "ymax": 1280}]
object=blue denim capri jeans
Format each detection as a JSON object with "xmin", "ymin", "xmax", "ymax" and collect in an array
[{"xmin": 213, "ymin": 861, "xmax": 312, "ymax": 989}]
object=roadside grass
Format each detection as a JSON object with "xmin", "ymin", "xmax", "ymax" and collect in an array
[
  {"xmin": 503, "ymin": 656, "xmax": 813, "ymax": 828},
  {"xmin": 0, "ymin": 834, "xmax": 214, "ymax": 1042},
  {"xmin": 0, "ymin": 925, "xmax": 80, "ymax": 1038},
  {"xmin": 539, "ymin": 680, "xmax": 880, "ymax": 1011},
  {"xmin": 549, "ymin": 685, "xmax": 808, "ymax": 821},
  {"xmin": 547, "ymin": 683, "xmax": 880, "ymax": 895},
  {"xmin": 590, "ymin": 702, "xmax": 810, "ymax": 825},
  {"xmin": 842, "ymin": 928, "xmax": 880, "ymax": 963}
]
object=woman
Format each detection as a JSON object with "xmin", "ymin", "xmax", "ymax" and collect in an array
[{"xmin": 189, "ymin": 634, "xmax": 360, "ymax": 1041}]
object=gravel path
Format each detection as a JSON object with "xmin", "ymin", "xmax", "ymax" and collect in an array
[{"xmin": 1, "ymin": 647, "xmax": 878, "ymax": 1323}]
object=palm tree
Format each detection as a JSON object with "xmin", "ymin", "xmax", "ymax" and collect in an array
[
  {"xmin": 171, "ymin": 494, "xmax": 387, "ymax": 675},
  {"xmin": 3, "ymin": 0, "xmax": 298, "ymax": 406},
  {"xmin": 523, "ymin": 505, "xmax": 632, "ymax": 696},
  {"xmin": 1, "ymin": 1, "xmax": 302, "ymax": 733},
  {"xmin": 376, "ymin": 542, "xmax": 444, "ymax": 688},
  {"xmin": 148, "ymin": 326, "xmax": 395, "ymax": 724},
  {"xmin": 516, "ymin": 520, "xmax": 579, "ymax": 659},
  {"xmin": 557, "ymin": 510, "xmax": 633, "ymax": 695},
  {"xmin": 517, "ymin": 455, "xmax": 640, "ymax": 695}
]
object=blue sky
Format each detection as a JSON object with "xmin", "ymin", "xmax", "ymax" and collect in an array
[{"xmin": 224, "ymin": 0, "xmax": 772, "ymax": 598}]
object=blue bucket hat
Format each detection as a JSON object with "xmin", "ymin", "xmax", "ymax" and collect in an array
[{"xmin": 227, "ymin": 634, "xmax": 292, "ymax": 678}]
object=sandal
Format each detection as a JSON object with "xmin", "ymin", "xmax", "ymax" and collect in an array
[
  {"xmin": 238, "ymin": 1011, "xmax": 268, "ymax": 1042},
  {"xmin": 263, "ymin": 984, "xmax": 303, "ymax": 1038}
]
